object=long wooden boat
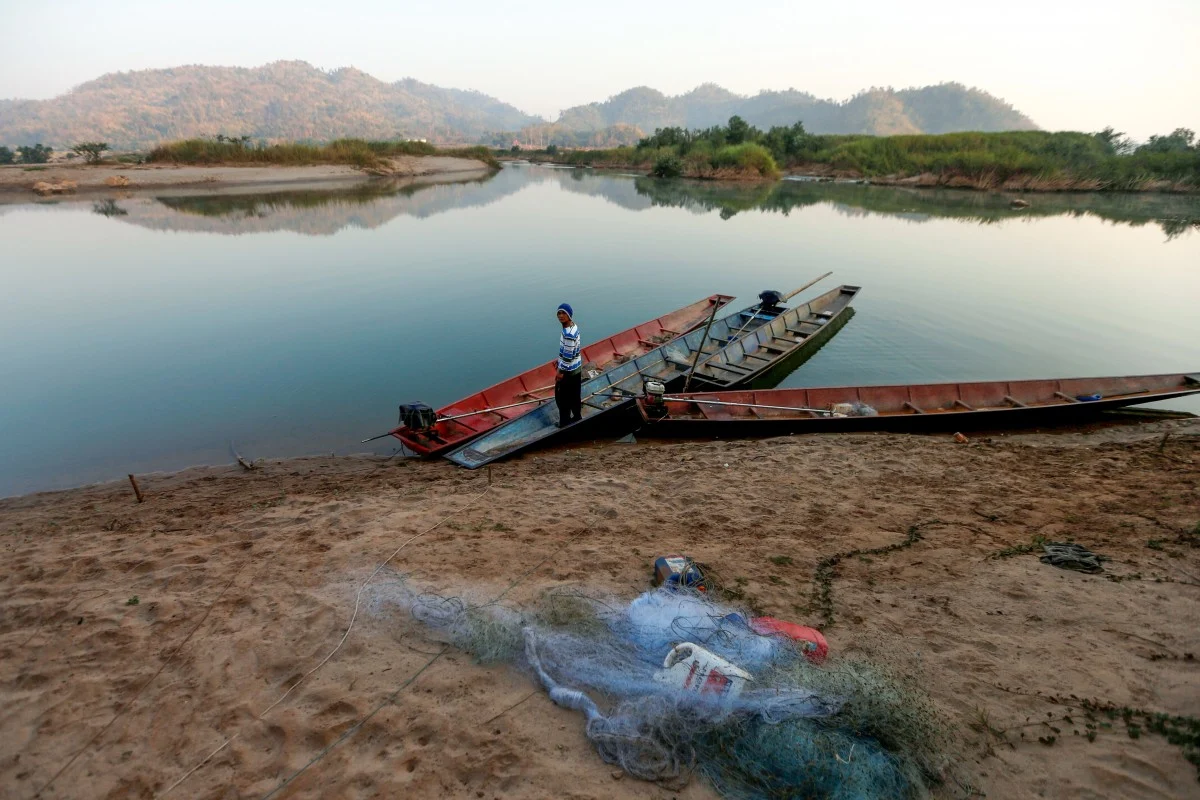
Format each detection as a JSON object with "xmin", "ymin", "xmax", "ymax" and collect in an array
[
  {"xmin": 634, "ymin": 373, "xmax": 1200, "ymax": 437},
  {"xmin": 390, "ymin": 294, "xmax": 734, "ymax": 456},
  {"xmin": 444, "ymin": 286, "xmax": 860, "ymax": 469},
  {"xmin": 681, "ymin": 285, "xmax": 859, "ymax": 391}
]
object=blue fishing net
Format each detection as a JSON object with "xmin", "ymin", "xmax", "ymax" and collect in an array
[{"xmin": 374, "ymin": 582, "xmax": 944, "ymax": 799}]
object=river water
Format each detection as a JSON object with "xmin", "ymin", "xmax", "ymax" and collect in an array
[{"xmin": 2, "ymin": 164, "xmax": 1198, "ymax": 496}]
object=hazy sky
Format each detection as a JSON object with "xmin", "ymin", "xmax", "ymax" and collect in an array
[{"xmin": 1, "ymin": 0, "xmax": 1197, "ymax": 139}]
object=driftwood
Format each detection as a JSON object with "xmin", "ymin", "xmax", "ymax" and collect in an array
[{"xmin": 229, "ymin": 441, "xmax": 257, "ymax": 471}]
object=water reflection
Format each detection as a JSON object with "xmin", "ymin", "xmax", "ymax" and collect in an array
[
  {"xmin": 1, "ymin": 163, "xmax": 1197, "ymax": 497},
  {"xmin": 628, "ymin": 177, "xmax": 1200, "ymax": 240},
  {"xmin": 8, "ymin": 163, "xmax": 1191, "ymax": 240}
]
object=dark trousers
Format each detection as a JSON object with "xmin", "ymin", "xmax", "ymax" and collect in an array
[{"xmin": 555, "ymin": 369, "xmax": 582, "ymax": 423}]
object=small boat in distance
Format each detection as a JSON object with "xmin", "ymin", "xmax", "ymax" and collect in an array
[
  {"xmin": 634, "ymin": 373, "xmax": 1200, "ymax": 437},
  {"xmin": 390, "ymin": 294, "xmax": 735, "ymax": 456},
  {"xmin": 443, "ymin": 284, "xmax": 861, "ymax": 469}
]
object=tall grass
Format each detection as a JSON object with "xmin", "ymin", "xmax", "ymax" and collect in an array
[
  {"xmin": 147, "ymin": 139, "xmax": 499, "ymax": 169},
  {"xmin": 550, "ymin": 129, "xmax": 1199, "ymax": 189},
  {"xmin": 552, "ymin": 143, "xmax": 780, "ymax": 179}
]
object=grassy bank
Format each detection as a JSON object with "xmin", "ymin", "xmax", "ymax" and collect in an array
[
  {"xmin": 551, "ymin": 144, "xmax": 781, "ymax": 180},
  {"xmin": 529, "ymin": 124, "xmax": 1200, "ymax": 191},
  {"xmin": 148, "ymin": 139, "xmax": 499, "ymax": 170}
]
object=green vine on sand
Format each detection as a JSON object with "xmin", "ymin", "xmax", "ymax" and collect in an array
[
  {"xmin": 808, "ymin": 519, "xmax": 942, "ymax": 629},
  {"xmin": 1079, "ymin": 699, "xmax": 1200, "ymax": 780},
  {"xmin": 989, "ymin": 534, "xmax": 1048, "ymax": 560},
  {"xmin": 989, "ymin": 684, "xmax": 1200, "ymax": 781}
]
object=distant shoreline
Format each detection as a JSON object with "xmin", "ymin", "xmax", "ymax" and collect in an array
[
  {"xmin": 0, "ymin": 156, "xmax": 493, "ymax": 196},
  {"xmin": 503, "ymin": 156, "xmax": 1200, "ymax": 193}
]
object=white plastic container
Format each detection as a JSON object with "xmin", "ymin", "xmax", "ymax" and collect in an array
[{"xmin": 654, "ymin": 642, "xmax": 752, "ymax": 704}]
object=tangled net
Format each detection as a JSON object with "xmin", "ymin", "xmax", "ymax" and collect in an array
[{"xmin": 372, "ymin": 582, "xmax": 949, "ymax": 799}]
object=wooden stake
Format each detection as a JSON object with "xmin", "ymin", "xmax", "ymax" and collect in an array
[{"xmin": 127, "ymin": 474, "xmax": 144, "ymax": 503}]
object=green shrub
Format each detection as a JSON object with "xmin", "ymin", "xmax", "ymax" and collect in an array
[
  {"xmin": 652, "ymin": 154, "xmax": 683, "ymax": 178},
  {"xmin": 711, "ymin": 143, "xmax": 780, "ymax": 177}
]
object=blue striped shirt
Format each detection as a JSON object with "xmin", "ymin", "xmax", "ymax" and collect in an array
[{"xmin": 558, "ymin": 323, "xmax": 582, "ymax": 371}]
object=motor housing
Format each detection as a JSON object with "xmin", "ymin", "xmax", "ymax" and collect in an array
[
  {"xmin": 643, "ymin": 378, "xmax": 667, "ymax": 417},
  {"xmin": 758, "ymin": 289, "xmax": 784, "ymax": 310},
  {"xmin": 399, "ymin": 402, "xmax": 438, "ymax": 431}
]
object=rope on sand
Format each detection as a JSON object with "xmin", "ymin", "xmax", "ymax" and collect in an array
[
  {"xmin": 156, "ymin": 481, "xmax": 494, "ymax": 798},
  {"xmin": 34, "ymin": 561, "xmax": 250, "ymax": 797},
  {"xmin": 254, "ymin": 522, "xmax": 593, "ymax": 800}
]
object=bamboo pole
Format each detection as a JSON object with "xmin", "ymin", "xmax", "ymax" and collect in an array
[
  {"xmin": 663, "ymin": 396, "xmax": 836, "ymax": 416},
  {"xmin": 682, "ymin": 297, "xmax": 723, "ymax": 392}
]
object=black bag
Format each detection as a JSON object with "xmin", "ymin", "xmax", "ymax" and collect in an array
[{"xmin": 399, "ymin": 402, "xmax": 438, "ymax": 431}]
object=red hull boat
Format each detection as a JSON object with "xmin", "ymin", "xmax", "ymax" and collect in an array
[
  {"xmin": 636, "ymin": 373, "xmax": 1200, "ymax": 436},
  {"xmin": 392, "ymin": 294, "xmax": 735, "ymax": 456}
]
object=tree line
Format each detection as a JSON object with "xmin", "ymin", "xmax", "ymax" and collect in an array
[
  {"xmin": 0, "ymin": 142, "xmax": 113, "ymax": 165},
  {"xmin": 547, "ymin": 117, "xmax": 1200, "ymax": 188}
]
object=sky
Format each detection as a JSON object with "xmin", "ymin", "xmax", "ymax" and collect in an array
[{"xmin": 1, "ymin": 0, "xmax": 1197, "ymax": 140}]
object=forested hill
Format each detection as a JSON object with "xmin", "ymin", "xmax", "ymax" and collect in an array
[
  {"xmin": 0, "ymin": 63, "xmax": 1036, "ymax": 149},
  {"xmin": 0, "ymin": 62, "xmax": 543, "ymax": 149},
  {"xmin": 554, "ymin": 83, "xmax": 1037, "ymax": 138}
]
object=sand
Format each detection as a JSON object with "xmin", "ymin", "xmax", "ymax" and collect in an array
[
  {"xmin": 2, "ymin": 420, "xmax": 1198, "ymax": 799},
  {"xmin": 0, "ymin": 156, "xmax": 492, "ymax": 196}
]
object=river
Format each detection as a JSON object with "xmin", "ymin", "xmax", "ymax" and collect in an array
[{"xmin": 1, "ymin": 164, "xmax": 1197, "ymax": 496}]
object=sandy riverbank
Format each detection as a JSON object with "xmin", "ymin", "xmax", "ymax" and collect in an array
[
  {"xmin": 0, "ymin": 156, "xmax": 492, "ymax": 196},
  {"xmin": 2, "ymin": 421, "xmax": 1198, "ymax": 799}
]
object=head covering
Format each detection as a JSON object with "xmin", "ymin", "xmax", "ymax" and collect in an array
[{"xmin": 556, "ymin": 303, "xmax": 573, "ymax": 320}]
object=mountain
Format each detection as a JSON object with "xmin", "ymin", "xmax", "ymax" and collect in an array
[
  {"xmin": 553, "ymin": 82, "xmax": 1036, "ymax": 137},
  {"xmin": 0, "ymin": 65, "xmax": 1037, "ymax": 150},
  {"xmin": 0, "ymin": 61, "xmax": 542, "ymax": 149}
]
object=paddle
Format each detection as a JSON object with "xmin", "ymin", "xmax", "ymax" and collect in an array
[{"xmin": 661, "ymin": 396, "xmax": 837, "ymax": 416}]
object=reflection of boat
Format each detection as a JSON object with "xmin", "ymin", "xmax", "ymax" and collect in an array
[
  {"xmin": 443, "ymin": 286, "xmax": 860, "ymax": 469},
  {"xmin": 634, "ymin": 373, "xmax": 1200, "ymax": 437},
  {"xmin": 392, "ymin": 294, "xmax": 734, "ymax": 457},
  {"xmin": 681, "ymin": 286, "xmax": 859, "ymax": 391}
]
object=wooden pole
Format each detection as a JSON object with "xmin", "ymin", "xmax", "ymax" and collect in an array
[
  {"xmin": 127, "ymin": 474, "xmax": 144, "ymax": 503},
  {"xmin": 682, "ymin": 298, "xmax": 723, "ymax": 393},
  {"xmin": 663, "ymin": 396, "xmax": 835, "ymax": 416},
  {"xmin": 782, "ymin": 271, "xmax": 833, "ymax": 302}
]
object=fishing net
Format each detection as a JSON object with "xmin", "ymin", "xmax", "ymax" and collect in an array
[{"xmin": 371, "ymin": 582, "xmax": 948, "ymax": 799}]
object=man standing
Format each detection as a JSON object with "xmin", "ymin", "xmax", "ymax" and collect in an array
[{"xmin": 554, "ymin": 303, "xmax": 583, "ymax": 427}]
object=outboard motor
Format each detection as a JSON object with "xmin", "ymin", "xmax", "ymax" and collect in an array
[
  {"xmin": 643, "ymin": 378, "xmax": 668, "ymax": 417},
  {"xmin": 398, "ymin": 402, "xmax": 438, "ymax": 431},
  {"xmin": 758, "ymin": 289, "xmax": 785, "ymax": 312}
]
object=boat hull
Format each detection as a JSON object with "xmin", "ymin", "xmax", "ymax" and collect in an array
[
  {"xmin": 391, "ymin": 294, "xmax": 734, "ymax": 456},
  {"xmin": 444, "ymin": 286, "xmax": 862, "ymax": 469},
  {"xmin": 684, "ymin": 286, "xmax": 860, "ymax": 391},
  {"xmin": 635, "ymin": 374, "xmax": 1200, "ymax": 438}
]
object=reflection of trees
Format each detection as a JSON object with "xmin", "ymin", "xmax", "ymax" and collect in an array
[
  {"xmin": 103, "ymin": 170, "xmax": 527, "ymax": 236},
  {"xmin": 91, "ymin": 199, "xmax": 128, "ymax": 217},
  {"xmin": 156, "ymin": 175, "xmax": 497, "ymax": 219},
  {"xmin": 629, "ymin": 177, "xmax": 1200, "ymax": 240},
  {"xmin": 67, "ymin": 163, "xmax": 1200, "ymax": 241}
]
